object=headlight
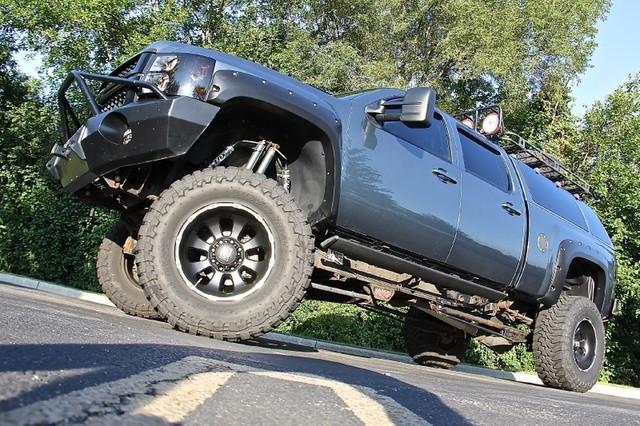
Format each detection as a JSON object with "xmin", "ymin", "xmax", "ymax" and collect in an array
[
  {"xmin": 145, "ymin": 55, "xmax": 180, "ymax": 91},
  {"xmin": 144, "ymin": 54, "xmax": 215, "ymax": 101}
]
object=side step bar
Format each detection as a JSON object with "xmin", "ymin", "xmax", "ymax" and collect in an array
[{"xmin": 321, "ymin": 236, "xmax": 507, "ymax": 302}]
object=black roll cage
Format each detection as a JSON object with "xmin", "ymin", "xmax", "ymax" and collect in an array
[{"xmin": 58, "ymin": 65, "xmax": 166, "ymax": 141}]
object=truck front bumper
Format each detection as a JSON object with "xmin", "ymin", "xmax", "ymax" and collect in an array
[{"xmin": 47, "ymin": 71, "xmax": 219, "ymax": 193}]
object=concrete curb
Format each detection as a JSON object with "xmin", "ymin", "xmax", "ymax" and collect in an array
[
  {"xmin": 260, "ymin": 331, "xmax": 414, "ymax": 364},
  {"xmin": 2, "ymin": 271, "xmax": 639, "ymax": 400},
  {"xmin": 0, "ymin": 272, "xmax": 115, "ymax": 307}
]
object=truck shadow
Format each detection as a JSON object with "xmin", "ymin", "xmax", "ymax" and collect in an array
[{"xmin": 0, "ymin": 343, "xmax": 471, "ymax": 425}]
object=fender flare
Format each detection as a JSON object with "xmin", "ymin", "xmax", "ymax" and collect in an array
[
  {"xmin": 209, "ymin": 69, "xmax": 342, "ymax": 225},
  {"xmin": 539, "ymin": 239, "xmax": 611, "ymax": 313}
]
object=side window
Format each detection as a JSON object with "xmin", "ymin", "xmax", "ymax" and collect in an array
[
  {"xmin": 381, "ymin": 114, "xmax": 451, "ymax": 162},
  {"xmin": 517, "ymin": 161, "xmax": 588, "ymax": 230},
  {"xmin": 458, "ymin": 129, "xmax": 510, "ymax": 192},
  {"xmin": 578, "ymin": 201, "xmax": 611, "ymax": 244}
]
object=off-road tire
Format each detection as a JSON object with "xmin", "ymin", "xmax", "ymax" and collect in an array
[
  {"xmin": 533, "ymin": 295, "xmax": 605, "ymax": 392},
  {"xmin": 135, "ymin": 167, "xmax": 314, "ymax": 340},
  {"xmin": 97, "ymin": 220, "xmax": 161, "ymax": 319},
  {"xmin": 404, "ymin": 307, "xmax": 470, "ymax": 369}
]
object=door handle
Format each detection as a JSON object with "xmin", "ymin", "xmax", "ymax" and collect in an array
[
  {"xmin": 501, "ymin": 202, "xmax": 521, "ymax": 216},
  {"xmin": 432, "ymin": 168, "xmax": 457, "ymax": 184}
]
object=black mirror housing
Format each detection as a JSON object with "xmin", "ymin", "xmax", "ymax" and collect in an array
[
  {"xmin": 365, "ymin": 87, "xmax": 437, "ymax": 127},
  {"xmin": 401, "ymin": 87, "xmax": 436, "ymax": 128}
]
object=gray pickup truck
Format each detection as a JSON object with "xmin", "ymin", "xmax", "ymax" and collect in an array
[{"xmin": 47, "ymin": 41, "xmax": 616, "ymax": 392}]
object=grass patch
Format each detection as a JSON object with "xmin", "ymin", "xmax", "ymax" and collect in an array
[{"xmin": 278, "ymin": 300, "xmax": 535, "ymax": 373}]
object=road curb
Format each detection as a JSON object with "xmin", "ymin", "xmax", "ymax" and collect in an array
[
  {"xmin": 260, "ymin": 332, "xmax": 414, "ymax": 364},
  {"xmin": 0, "ymin": 272, "xmax": 115, "ymax": 307},
  {"xmin": 1, "ymin": 272, "xmax": 639, "ymax": 400}
]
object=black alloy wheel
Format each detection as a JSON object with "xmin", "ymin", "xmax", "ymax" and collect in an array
[
  {"xmin": 175, "ymin": 203, "xmax": 274, "ymax": 301},
  {"xmin": 572, "ymin": 319, "xmax": 597, "ymax": 372}
]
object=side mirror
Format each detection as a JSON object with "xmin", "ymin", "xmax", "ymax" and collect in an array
[
  {"xmin": 401, "ymin": 87, "xmax": 436, "ymax": 128},
  {"xmin": 366, "ymin": 87, "xmax": 436, "ymax": 128}
]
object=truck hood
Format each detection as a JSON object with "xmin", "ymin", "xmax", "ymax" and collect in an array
[{"xmin": 144, "ymin": 40, "xmax": 343, "ymax": 110}]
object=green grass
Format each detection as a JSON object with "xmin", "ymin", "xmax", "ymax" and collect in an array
[{"xmin": 277, "ymin": 300, "xmax": 535, "ymax": 373}]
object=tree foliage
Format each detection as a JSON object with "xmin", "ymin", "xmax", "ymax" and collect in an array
[
  {"xmin": 0, "ymin": 20, "xmax": 116, "ymax": 290},
  {"xmin": 3, "ymin": 0, "xmax": 639, "ymax": 385},
  {"xmin": 4, "ymin": 0, "xmax": 609, "ymax": 103},
  {"xmin": 574, "ymin": 75, "xmax": 640, "ymax": 384}
]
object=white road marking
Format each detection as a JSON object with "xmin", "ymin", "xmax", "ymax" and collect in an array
[
  {"xmin": 253, "ymin": 371, "xmax": 427, "ymax": 425},
  {"xmin": 0, "ymin": 356, "xmax": 222, "ymax": 425},
  {"xmin": 132, "ymin": 371, "xmax": 234, "ymax": 423},
  {"xmin": 253, "ymin": 371, "xmax": 394, "ymax": 425},
  {"xmin": 1, "ymin": 356, "xmax": 427, "ymax": 425}
]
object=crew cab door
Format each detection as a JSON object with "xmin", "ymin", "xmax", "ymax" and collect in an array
[
  {"xmin": 445, "ymin": 127, "xmax": 526, "ymax": 286},
  {"xmin": 337, "ymin": 107, "xmax": 462, "ymax": 263}
]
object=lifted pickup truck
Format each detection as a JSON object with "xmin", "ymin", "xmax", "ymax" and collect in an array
[{"xmin": 47, "ymin": 41, "xmax": 616, "ymax": 392}]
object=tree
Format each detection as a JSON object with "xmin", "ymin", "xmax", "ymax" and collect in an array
[
  {"xmin": 2, "ymin": 0, "xmax": 187, "ymax": 77},
  {"xmin": 4, "ymin": 0, "xmax": 610, "ymax": 104},
  {"xmin": 576, "ymin": 74, "xmax": 640, "ymax": 385},
  {"xmin": 0, "ymin": 11, "xmax": 115, "ymax": 290}
]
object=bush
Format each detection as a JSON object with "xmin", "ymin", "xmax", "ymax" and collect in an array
[
  {"xmin": 0, "ymin": 77, "xmax": 116, "ymax": 292},
  {"xmin": 277, "ymin": 300, "xmax": 536, "ymax": 373},
  {"xmin": 277, "ymin": 300, "xmax": 406, "ymax": 352}
]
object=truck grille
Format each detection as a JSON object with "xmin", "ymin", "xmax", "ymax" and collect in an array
[
  {"xmin": 116, "ymin": 61, "xmax": 137, "ymax": 78},
  {"xmin": 100, "ymin": 90, "xmax": 128, "ymax": 112},
  {"xmin": 97, "ymin": 57, "xmax": 140, "ymax": 113}
]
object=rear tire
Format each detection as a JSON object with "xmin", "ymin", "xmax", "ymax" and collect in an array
[
  {"xmin": 404, "ymin": 307, "xmax": 470, "ymax": 369},
  {"xmin": 533, "ymin": 295, "xmax": 605, "ymax": 392},
  {"xmin": 136, "ymin": 167, "xmax": 314, "ymax": 340},
  {"xmin": 97, "ymin": 220, "xmax": 161, "ymax": 319}
]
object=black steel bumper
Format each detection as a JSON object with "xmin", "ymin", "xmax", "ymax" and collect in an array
[{"xmin": 47, "ymin": 71, "xmax": 219, "ymax": 193}]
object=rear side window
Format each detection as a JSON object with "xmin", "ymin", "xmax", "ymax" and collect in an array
[
  {"xmin": 458, "ymin": 129, "xmax": 510, "ymax": 192},
  {"xmin": 516, "ymin": 161, "xmax": 588, "ymax": 230},
  {"xmin": 381, "ymin": 114, "xmax": 451, "ymax": 162},
  {"xmin": 578, "ymin": 201, "xmax": 612, "ymax": 245}
]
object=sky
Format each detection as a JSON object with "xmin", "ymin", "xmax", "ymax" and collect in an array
[
  {"xmin": 15, "ymin": 50, "xmax": 41, "ymax": 78},
  {"xmin": 14, "ymin": 1, "xmax": 640, "ymax": 117},
  {"xmin": 570, "ymin": 0, "xmax": 640, "ymax": 116}
]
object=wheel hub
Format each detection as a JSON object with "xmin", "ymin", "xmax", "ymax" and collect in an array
[
  {"xmin": 573, "ymin": 319, "xmax": 597, "ymax": 371},
  {"xmin": 210, "ymin": 238, "xmax": 243, "ymax": 271},
  {"xmin": 175, "ymin": 202, "xmax": 274, "ymax": 300}
]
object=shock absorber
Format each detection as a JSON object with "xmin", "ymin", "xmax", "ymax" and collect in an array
[
  {"xmin": 211, "ymin": 139, "xmax": 288, "ymax": 189},
  {"xmin": 244, "ymin": 140, "xmax": 267, "ymax": 170},
  {"xmin": 256, "ymin": 143, "xmax": 279, "ymax": 174}
]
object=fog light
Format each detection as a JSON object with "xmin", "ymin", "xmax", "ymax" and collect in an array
[{"xmin": 99, "ymin": 112, "xmax": 130, "ymax": 145}]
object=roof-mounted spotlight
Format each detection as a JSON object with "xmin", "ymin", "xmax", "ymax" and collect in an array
[
  {"xmin": 481, "ymin": 111, "xmax": 503, "ymax": 136},
  {"xmin": 461, "ymin": 117, "xmax": 475, "ymax": 129}
]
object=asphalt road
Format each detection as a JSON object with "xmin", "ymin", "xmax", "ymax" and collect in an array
[{"xmin": 0, "ymin": 285, "xmax": 638, "ymax": 426}]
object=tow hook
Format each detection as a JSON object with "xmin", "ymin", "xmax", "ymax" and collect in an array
[{"xmin": 50, "ymin": 144, "xmax": 66, "ymax": 159}]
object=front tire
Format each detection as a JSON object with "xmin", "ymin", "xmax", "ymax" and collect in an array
[
  {"xmin": 404, "ymin": 307, "xmax": 470, "ymax": 369},
  {"xmin": 96, "ymin": 220, "xmax": 161, "ymax": 319},
  {"xmin": 533, "ymin": 295, "xmax": 605, "ymax": 392},
  {"xmin": 136, "ymin": 167, "xmax": 313, "ymax": 340}
]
